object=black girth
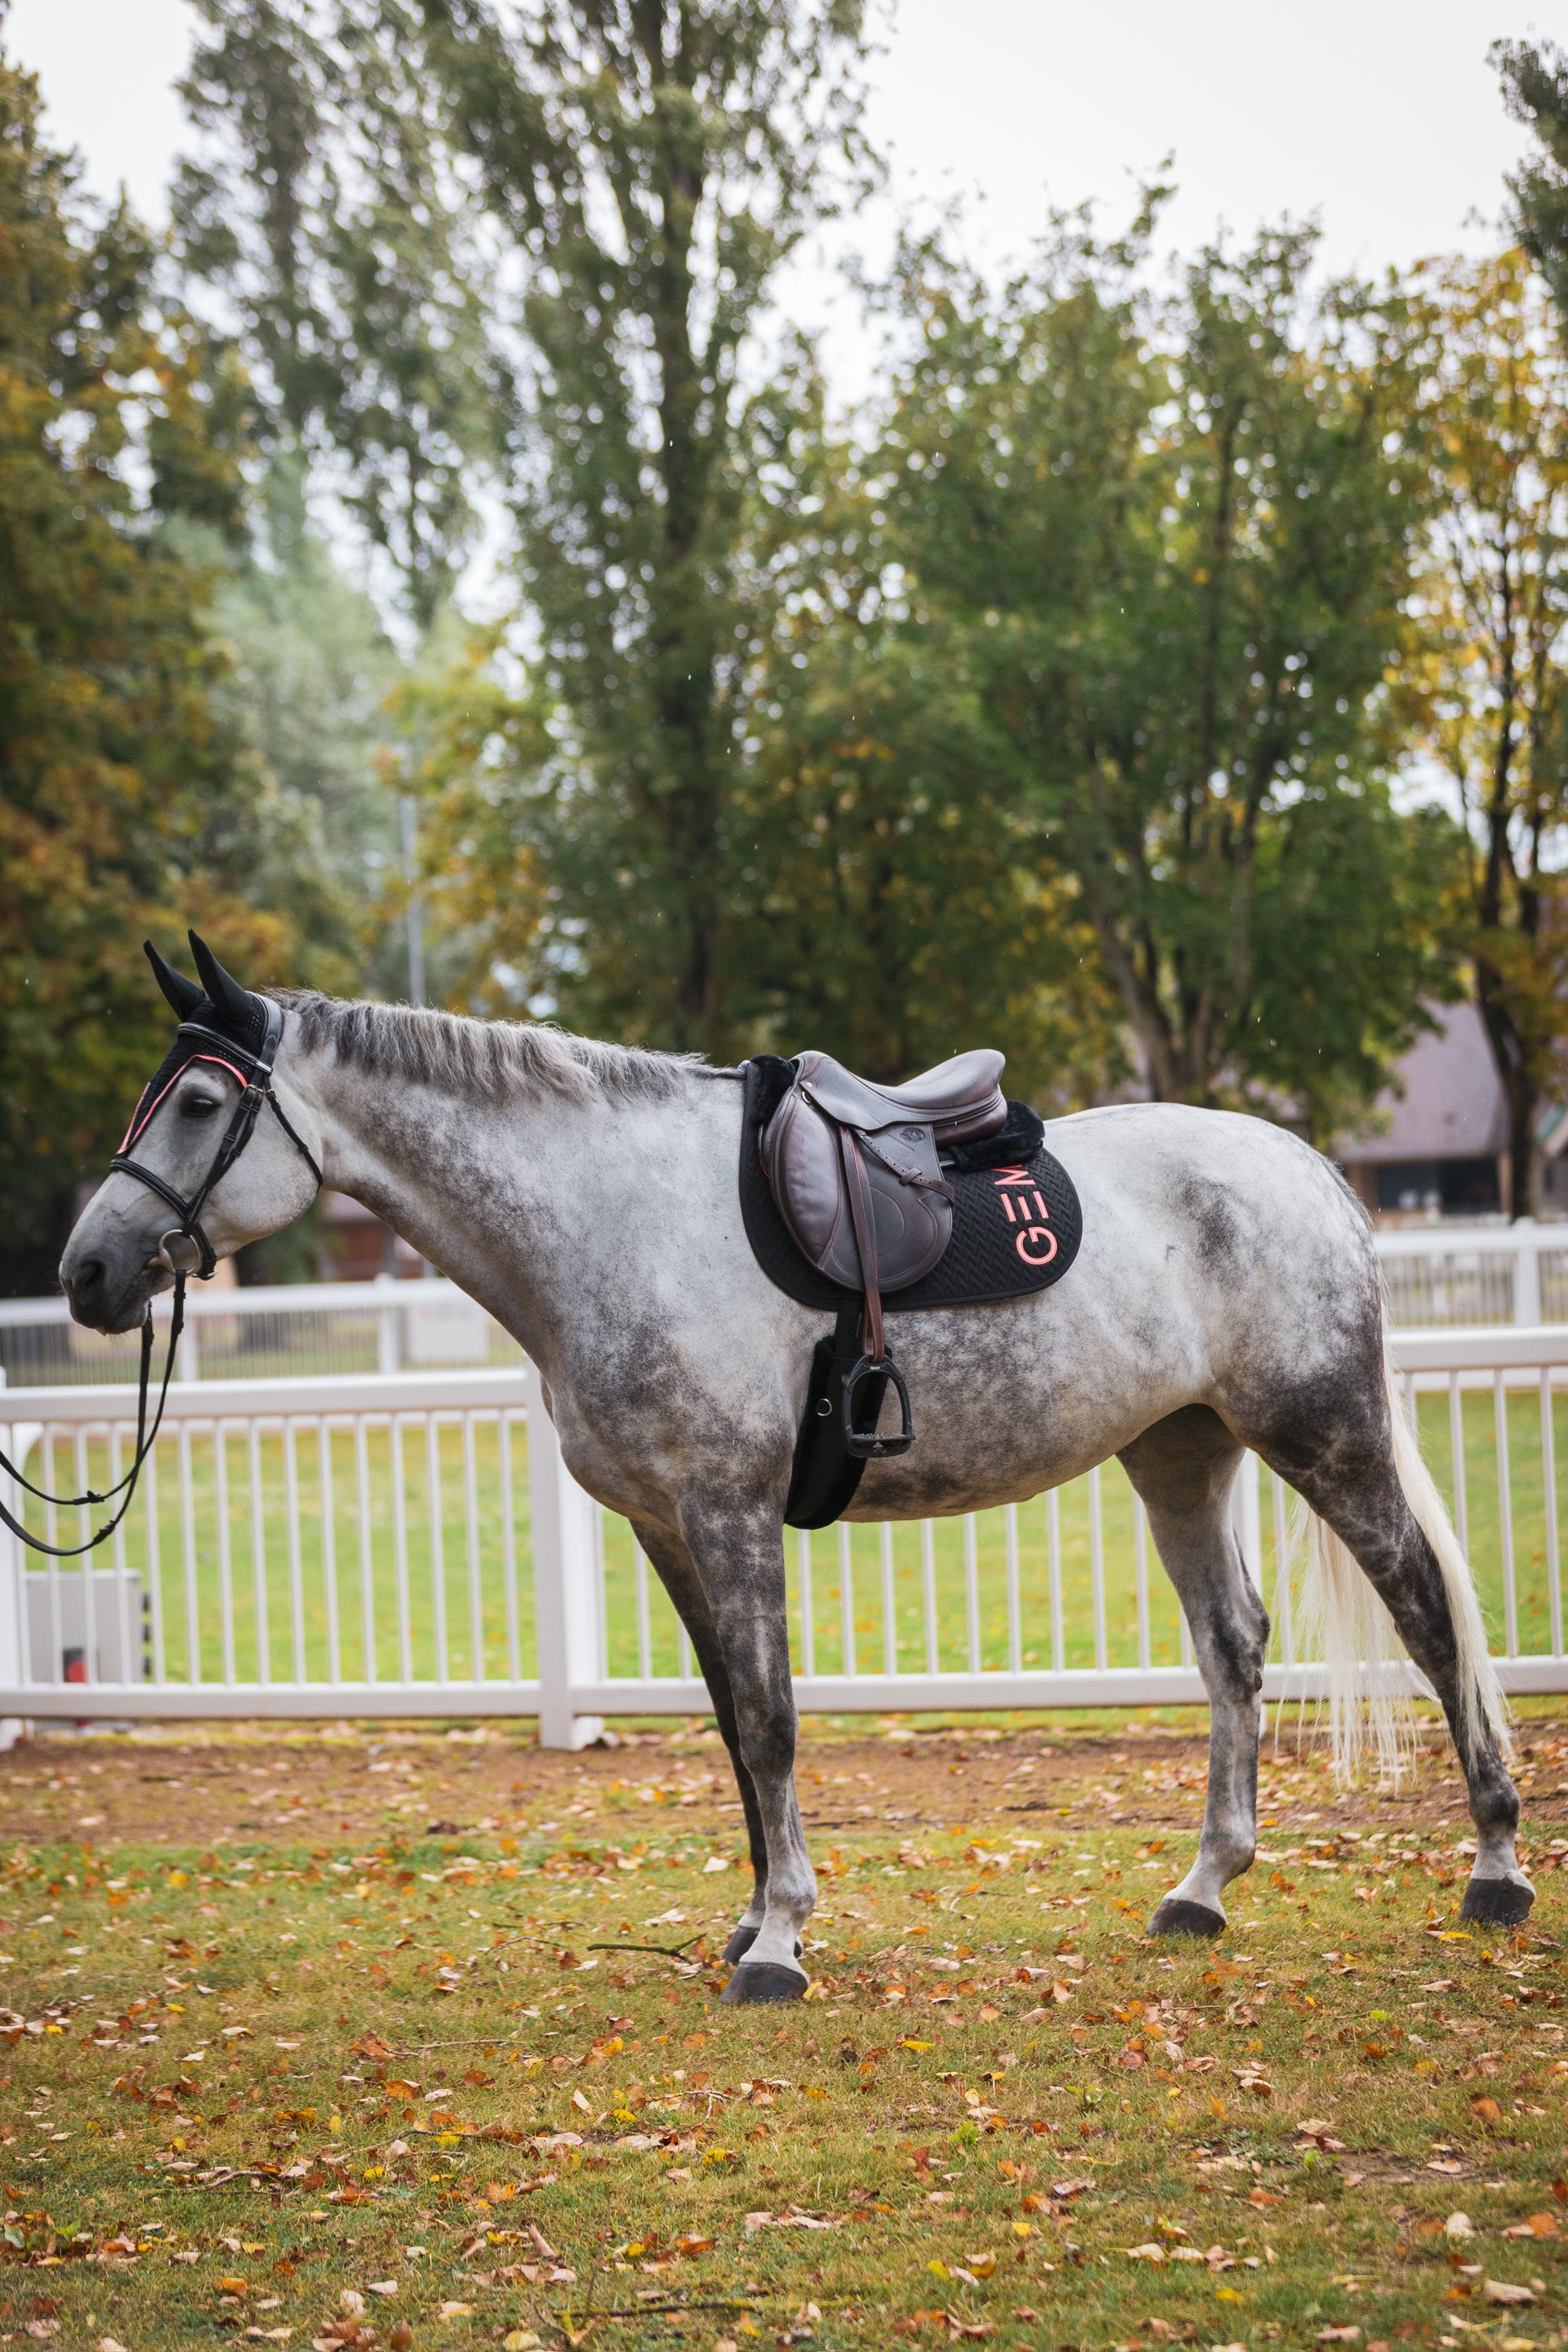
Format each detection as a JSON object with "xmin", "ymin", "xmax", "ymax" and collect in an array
[{"xmin": 0, "ymin": 1001, "xmax": 323, "ymax": 1559}]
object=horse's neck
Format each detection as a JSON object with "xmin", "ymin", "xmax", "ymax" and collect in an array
[{"xmin": 291, "ymin": 1039, "xmax": 713, "ymax": 1374}]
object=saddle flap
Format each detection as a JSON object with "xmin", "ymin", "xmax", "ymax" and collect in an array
[{"xmin": 761, "ymin": 1085, "xmax": 952, "ymax": 1294}]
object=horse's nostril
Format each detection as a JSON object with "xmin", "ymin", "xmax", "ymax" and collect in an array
[{"xmin": 73, "ymin": 1258, "xmax": 104, "ymax": 1300}]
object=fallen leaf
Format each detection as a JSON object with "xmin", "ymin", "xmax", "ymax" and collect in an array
[
  {"xmin": 365, "ymin": 2284, "xmax": 397, "ymax": 2299},
  {"xmin": 1484, "ymin": 2284, "xmax": 1537, "ymax": 2307},
  {"xmin": 1125, "ymin": 2244, "xmax": 1167, "ymax": 2263},
  {"xmin": 1471, "ymin": 2097, "xmax": 1503, "ymax": 2128},
  {"xmin": 1445, "ymin": 2215, "xmax": 1475, "ymax": 2239},
  {"xmin": 1317, "ymin": 2332, "xmax": 1361, "ymax": 2344},
  {"xmin": 437, "ymin": 2304, "xmax": 474, "ymax": 2322}
]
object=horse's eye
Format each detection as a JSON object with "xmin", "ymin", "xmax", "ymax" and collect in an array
[{"xmin": 182, "ymin": 1094, "xmax": 221, "ymax": 1120}]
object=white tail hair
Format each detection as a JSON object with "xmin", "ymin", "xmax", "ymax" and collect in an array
[{"xmin": 1293, "ymin": 1347, "xmax": 1508, "ymax": 1784}]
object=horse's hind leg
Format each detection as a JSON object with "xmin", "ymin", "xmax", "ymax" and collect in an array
[
  {"xmin": 1268, "ymin": 1428, "xmax": 1530, "ymax": 1926},
  {"xmin": 1118, "ymin": 1407, "xmax": 1269, "ymax": 1937},
  {"xmin": 631, "ymin": 1520, "xmax": 779, "ymax": 1967}
]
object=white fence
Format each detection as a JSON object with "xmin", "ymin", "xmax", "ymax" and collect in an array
[{"xmin": 2, "ymin": 1324, "xmax": 1568, "ymax": 1744}]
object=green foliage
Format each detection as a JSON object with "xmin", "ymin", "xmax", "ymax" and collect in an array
[
  {"xmin": 175, "ymin": 0, "xmax": 879, "ymax": 1051},
  {"xmin": 204, "ymin": 528, "xmax": 407, "ymax": 993},
  {"xmin": 854, "ymin": 213, "xmax": 1465, "ymax": 1139},
  {"xmin": 167, "ymin": 6, "xmax": 1475, "ymax": 1145},
  {"xmin": 176, "ymin": 0, "xmax": 497, "ymax": 625},
  {"xmin": 1399, "ymin": 247, "xmax": 1568, "ymax": 1216},
  {"xmin": 423, "ymin": 0, "xmax": 878, "ymax": 1050},
  {"xmin": 1495, "ymin": 38, "xmax": 1568, "ymax": 325},
  {"xmin": 0, "ymin": 49, "xmax": 295, "ymax": 1290}
]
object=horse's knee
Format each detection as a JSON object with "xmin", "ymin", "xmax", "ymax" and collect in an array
[
  {"xmin": 735, "ymin": 1697, "xmax": 797, "ymax": 1786},
  {"xmin": 1193, "ymin": 1610, "xmax": 1269, "ymax": 1706}
]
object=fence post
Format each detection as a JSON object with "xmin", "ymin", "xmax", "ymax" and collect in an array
[
  {"xmin": 524, "ymin": 1363, "xmax": 604, "ymax": 1750},
  {"xmin": 0, "ymin": 1376, "xmax": 25, "ymax": 1751},
  {"xmin": 1515, "ymin": 1219, "xmax": 1541, "ymax": 1328},
  {"xmin": 1232, "ymin": 1450, "xmax": 1264, "ymax": 1598},
  {"xmin": 373, "ymin": 1273, "xmax": 401, "ymax": 1374}
]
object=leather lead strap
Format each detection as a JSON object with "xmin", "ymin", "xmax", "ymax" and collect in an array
[
  {"xmin": 839, "ymin": 1129, "xmax": 885, "ymax": 1363},
  {"xmin": 0, "ymin": 1274, "xmax": 187, "ymax": 1557}
]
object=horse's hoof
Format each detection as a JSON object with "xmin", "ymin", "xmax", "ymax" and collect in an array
[
  {"xmin": 1149, "ymin": 1897, "xmax": 1226, "ymax": 1940},
  {"xmin": 1460, "ymin": 1875, "xmax": 1535, "ymax": 1926},
  {"xmin": 720, "ymin": 1961, "xmax": 808, "ymax": 2005}
]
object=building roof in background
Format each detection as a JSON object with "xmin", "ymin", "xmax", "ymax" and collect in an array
[{"xmin": 1336, "ymin": 1000, "xmax": 1508, "ymax": 1163}]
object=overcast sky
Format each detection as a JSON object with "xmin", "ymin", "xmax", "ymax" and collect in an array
[
  {"xmin": 9, "ymin": 2, "xmax": 1557, "ymax": 256},
  {"xmin": 8, "ymin": 0, "xmax": 1563, "ymax": 404}
]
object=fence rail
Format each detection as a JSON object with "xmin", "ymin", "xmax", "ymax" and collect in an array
[{"xmin": 2, "ymin": 1322, "xmax": 1568, "ymax": 1744}]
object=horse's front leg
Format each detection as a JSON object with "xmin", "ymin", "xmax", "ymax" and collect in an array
[
  {"xmin": 670, "ymin": 1495, "xmax": 813, "ymax": 2004},
  {"xmin": 631, "ymin": 1520, "xmax": 777, "ymax": 1965},
  {"xmin": 1120, "ymin": 1409, "xmax": 1269, "ymax": 1937}
]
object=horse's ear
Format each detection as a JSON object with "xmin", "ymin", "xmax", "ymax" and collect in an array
[
  {"xmin": 143, "ymin": 939, "xmax": 205, "ymax": 1021},
  {"xmin": 187, "ymin": 931, "xmax": 260, "ymax": 1028}
]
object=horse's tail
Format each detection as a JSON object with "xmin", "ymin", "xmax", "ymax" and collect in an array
[{"xmin": 1295, "ymin": 1345, "xmax": 1508, "ymax": 1783}]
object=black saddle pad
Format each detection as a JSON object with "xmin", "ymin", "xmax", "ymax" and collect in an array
[{"xmin": 739, "ymin": 1056, "xmax": 1082, "ymax": 1314}]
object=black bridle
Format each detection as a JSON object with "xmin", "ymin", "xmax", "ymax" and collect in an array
[
  {"xmin": 0, "ymin": 997, "xmax": 322, "ymax": 1559},
  {"xmin": 110, "ymin": 1001, "xmax": 321, "ymax": 1284}
]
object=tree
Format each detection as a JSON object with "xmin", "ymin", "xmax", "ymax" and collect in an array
[
  {"xmin": 859, "ymin": 216, "xmax": 1463, "ymax": 1142},
  {"xmin": 1494, "ymin": 39, "xmax": 1568, "ymax": 321},
  {"xmin": 177, "ymin": 0, "xmax": 877, "ymax": 1054},
  {"xmin": 175, "ymin": 0, "xmax": 496, "ymax": 627},
  {"xmin": 0, "ymin": 42, "xmax": 348, "ymax": 1291},
  {"xmin": 1400, "ymin": 248, "xmax": 1568, "ymax": 1219}
]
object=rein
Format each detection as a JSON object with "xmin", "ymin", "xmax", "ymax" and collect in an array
[{"xmin": 0, "ymin": 997, "xmax": 322, "ymax": 1559}]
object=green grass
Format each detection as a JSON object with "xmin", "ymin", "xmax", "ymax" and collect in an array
[
  {"xmin": 0, "ymin": 1723, "xmax": 1563, "ymax": 2352},
  {"xmin": 13, "ymin": 1391, "xmax": 1568, "ymax": 1690}
]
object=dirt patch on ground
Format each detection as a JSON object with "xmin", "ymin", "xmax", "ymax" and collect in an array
[{"xmin": 6, "ymin": 1711, "xmax": 1566, "ymax": 1857}]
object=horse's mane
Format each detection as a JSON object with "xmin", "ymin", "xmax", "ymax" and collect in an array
[{"xmin": 272, "ymin": 991, "xmax": 713, "ymax": 1108}]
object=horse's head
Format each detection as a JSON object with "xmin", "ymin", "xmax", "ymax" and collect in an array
[{"xmin": 60, "ymin": 933, "xmax": 323, "ymax": 1333}]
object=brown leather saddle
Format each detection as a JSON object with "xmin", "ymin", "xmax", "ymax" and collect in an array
[{"xmin": 758, "ymin": 1047, "xmax": 1008, "ymax": 1459}]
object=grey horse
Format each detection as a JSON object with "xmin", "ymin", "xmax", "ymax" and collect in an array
[{"xmin": 59, "ymin": 945, "xmax": 1526, "ymax": 2003}]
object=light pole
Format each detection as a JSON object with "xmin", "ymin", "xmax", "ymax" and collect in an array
[{"xmin": 400, "ymin": 793, "xmax": 426, "ymax": 1008}]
